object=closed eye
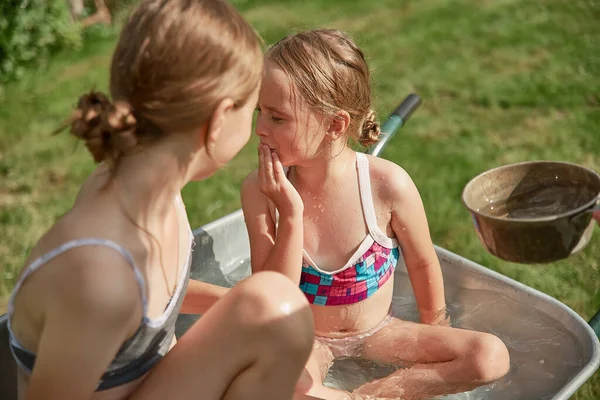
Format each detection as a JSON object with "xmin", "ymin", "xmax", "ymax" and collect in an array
[{"xmin": 256, "ymin": 107, "xmax": 283, "ymax": 123}]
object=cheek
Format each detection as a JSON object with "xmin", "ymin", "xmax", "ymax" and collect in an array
[
  {"xmin": 276, "ymin": 127, "xmax": 296, "ymax": 151},
  {"xmin": 295, "ymin": 127, "xmax": 320, "ymax": 153}
]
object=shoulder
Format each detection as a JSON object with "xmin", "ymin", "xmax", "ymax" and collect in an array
[
  {"xmin": 242, "ymin": 169, "xmax": 260, "ymax": 193},
  {"xmin": 365, "ymin": 154, "xmax": 420, "ymax": 204},
  {"xmin": 35, "ymin": 237, "xmax": 144, "ymax": 326},
  {"xmin": 241, "ymin": 169, "xmax": 276, "ymax": 226},
  {"xmin": 241, "ymin": 169, "xmax": 268, "ymax": 207}
]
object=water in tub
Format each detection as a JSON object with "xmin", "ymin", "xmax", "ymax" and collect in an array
[{"xmin": 200, "ymin": 258, "xmax": 583, "ymax": 400}]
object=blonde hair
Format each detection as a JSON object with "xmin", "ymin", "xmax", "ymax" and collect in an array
[
  {"xmin": 266, "ymin": 29, "xmax": 379, "ymax": 147},
  {"xmin": 57, "ymin": 0, "xmax": 263, "ymax": 168}
]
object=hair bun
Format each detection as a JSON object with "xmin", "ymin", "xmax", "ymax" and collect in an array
[
  {"xmin": 359, "ymin": 109, "xmax": 380, "ymax": 147},
  {"xmin": 70, "ymin": 91, "xmax": 139, "ymax": 164}
]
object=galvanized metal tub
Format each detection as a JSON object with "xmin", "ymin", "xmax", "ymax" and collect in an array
[
  {"xmin": 177, "ymin": 209, "xmax": 600, "ymax": 399},
  {"xmin": 1, "ymin": 209, "xmax": 599, "ymax": 399}
]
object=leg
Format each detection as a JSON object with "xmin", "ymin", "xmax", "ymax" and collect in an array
[
  {"xmin": 300, "ymin": 340, "xmax": 354, "ymax": 400},
  {"xmin": 130, "ymin": 271, "xmax": 314, "ymax": 400},
  {"xmin": 354, "ymin": 318, "xmax": 510, "ymax": 399}
]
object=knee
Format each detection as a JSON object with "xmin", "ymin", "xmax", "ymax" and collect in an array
[
  {"xmin": 467, "ymin": 333, "xmax": 510, "ymax": 382},
  {"xmin": 228, "ymin": 271, "xmax": 314, "ymax": 356}
]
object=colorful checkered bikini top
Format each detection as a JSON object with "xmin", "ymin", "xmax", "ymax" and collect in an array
[{"xmin": 298, "ymin": 152, "xmax": 400, "ymax": 306}]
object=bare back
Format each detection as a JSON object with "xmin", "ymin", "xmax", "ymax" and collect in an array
[{"xmin": 10, "ymin": 164, "xmax": 192, "ymax": 400}]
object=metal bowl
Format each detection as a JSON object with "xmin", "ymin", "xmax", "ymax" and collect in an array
[{"xmin": 462, "ymin": 160, "xmax": 600, "ymax": 264}]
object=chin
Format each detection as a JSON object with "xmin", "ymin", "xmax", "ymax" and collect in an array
[
  {"xmin": 272, "ymin": 152, "xmax": 290, "ymax": 167},
  {"xmin": 280, "ymin": 157, "xmax": 294, "ymax": 168}
]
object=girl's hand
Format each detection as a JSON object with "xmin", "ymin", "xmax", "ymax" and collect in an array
[{"xmin": 258, "ymin": 143, "xmax": 303, "ymax": 217}]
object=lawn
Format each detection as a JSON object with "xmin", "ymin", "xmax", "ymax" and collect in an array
[{"xmin": 0, "ymin": 0, "xmax": 598, "ymax": 397}]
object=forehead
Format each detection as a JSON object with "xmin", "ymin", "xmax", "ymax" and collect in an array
[{"xmin": 260, "ymin": 60, "xmax": 294, "ymax": 106}]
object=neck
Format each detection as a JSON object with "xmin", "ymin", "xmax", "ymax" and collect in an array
[
  {"xmin": 108, "ymin": 141, "xmax": 189, "ymax": 223},
  {"xmin": 291, "ymin": 144, "xmax": 356, "ymax": 192}
]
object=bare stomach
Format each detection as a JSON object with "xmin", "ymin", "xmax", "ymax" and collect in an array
[{"xmin": 311, "ymin": 276, "xmax": 394, "ymax": 337}]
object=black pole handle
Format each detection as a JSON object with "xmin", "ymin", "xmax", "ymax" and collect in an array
[
  {"xmin": 369, "ymin": 93, "xmax": 422, "ymax": 157},
  {"xmin": 392, "ymin": 93, "xmax": 422, "ymax": 122}
]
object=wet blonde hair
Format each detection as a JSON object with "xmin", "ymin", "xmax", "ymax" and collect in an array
[
  {"xmin": 57, "ymin": 0, "xmax": 263, "ymax": 168},
  {"xmin": 266, "ymin": 29, "xmax": 380, "ymax": 147}
]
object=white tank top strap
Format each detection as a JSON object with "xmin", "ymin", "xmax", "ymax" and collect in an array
[
  {"xmin": 7, "ymin": 238, "xmax": 149, "ymax": 319},
  {"xmin": 355, "ymin": 152, "xmax": 398, "ymax": 248}
]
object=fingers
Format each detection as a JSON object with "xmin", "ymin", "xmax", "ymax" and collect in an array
[
  {"xmin": 256, "ymin": 145, "xmax": 303, "ymax": 213},
  {"xmin": 258, "ymin": 144, "xmax": 266, "ymax": 184},
  {"xmin": 272, "ymin": 152, "xmax": 286, "ymax": 184},
  {"xmin": 263, "ymin": 145, "xmax": 274, "ymax": 184},
  {"xmin": 258, "ymin": 144, "xmax": 277, "ymax": 194}
]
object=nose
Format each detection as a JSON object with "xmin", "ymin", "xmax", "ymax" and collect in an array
[{"xmin": 255, "ymin": 114, "xmax": 268, "ymax": 138}]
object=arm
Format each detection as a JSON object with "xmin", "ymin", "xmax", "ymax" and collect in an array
[
  {"xmin": 388, "ymin": 167, "xmax": 447, "ymax": 325},
  {"xmin": 180, "ymin": 279, "xmax": 229, "ymax": 314},
  {"xmin": 25, "ymin": 252, "xmax": 142, "ymax": 400},
  {"xmin": 241, "ymin": 145, "xmax": 304, "ymax": 284}
]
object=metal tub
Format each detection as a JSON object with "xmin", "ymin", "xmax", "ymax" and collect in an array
[{"xmin": 177, "ymin": 209, "xmax": 600, "ymax": 399}]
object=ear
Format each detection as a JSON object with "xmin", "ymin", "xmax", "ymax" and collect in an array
[
  {"xmin": 326, "ymin": 110, "xmax": 351, "ymax": 141},
  {"xmin": 205, "ymin": 98, "xmax": 235, "ymax": 157}
]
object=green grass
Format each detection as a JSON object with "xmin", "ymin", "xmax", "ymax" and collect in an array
[{"xmin": 1, "ymin": 0, "xmax": 599, "ymax": 397}]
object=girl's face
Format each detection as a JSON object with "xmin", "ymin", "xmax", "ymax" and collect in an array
[
  {"xmin": 212, "ymin": 86, "xmax": 260, "ymax": 165},
  {"xmin": 255, "ymin": 60, "xmax": 328, "ymax": 166},
  {"xmin": 190, "ymin": 85, "xmax": 259, "ymax": 181}
]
